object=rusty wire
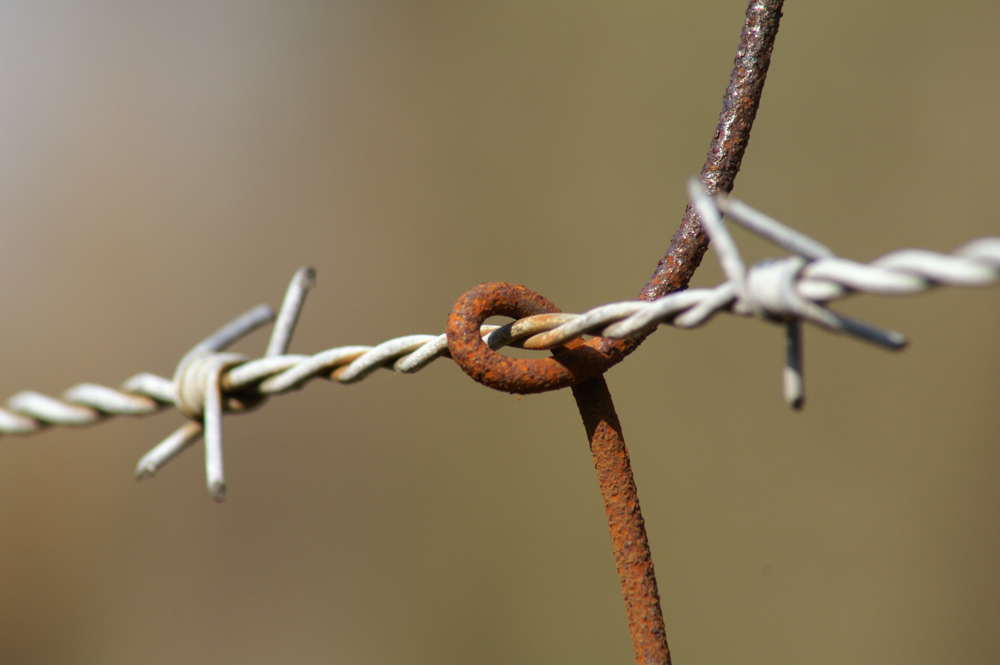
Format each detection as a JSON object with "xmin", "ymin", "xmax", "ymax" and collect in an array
[
  {"xmin": 567, "ymin": 5, "xmax": 785, "ymax": 660},
  {"xmin": 573, "ymin": 377, "xmax": 669, "ymax": 664}
]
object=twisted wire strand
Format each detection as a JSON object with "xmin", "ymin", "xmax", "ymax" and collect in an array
[{"xmin": 2, "ymin": 182, "xmax": 997, "ymax": 498}]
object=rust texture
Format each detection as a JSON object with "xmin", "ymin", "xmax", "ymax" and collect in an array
[
  {"xmin": 447, "ymin": 0, "xmax": 785, "ymax": 394},
  {"xmin": 572, "ymin": 376, "xmax": 670, "ymax": 665},
  {"xmin": 446, "ymin": 282, "xmax": 608, "ymax": 393},
  {"xmin": 639, "ymin": 0, "xmax": 784, "ymax": 304}
]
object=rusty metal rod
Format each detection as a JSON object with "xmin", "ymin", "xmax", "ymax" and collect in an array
[
  {"xmin": 576, "ymin": 4, "xmax": 785, "ymax": 661},
  {"xmin": 573, "ymin": 376, "xmax": 670, "ymax": 665},
  {"xmin": 635, "ymin": 0, "xmax": 785, "ymax": 303}
]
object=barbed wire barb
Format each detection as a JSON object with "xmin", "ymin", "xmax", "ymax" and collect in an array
[{"xmin": 1, "ymin": 185, "xmax": 997, "ymax": 498}]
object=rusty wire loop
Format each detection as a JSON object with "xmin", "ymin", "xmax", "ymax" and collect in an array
[{"xmin": 1, "ymin": 185, "xmax": 997, "ymax": 496}]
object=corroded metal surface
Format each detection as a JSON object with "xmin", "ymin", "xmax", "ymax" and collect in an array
[
  {"xmin": 573, "ymin": 377, "xmax": 670, "ymax": 665},
  {"xmin": 639, "ymin": 0, "xmax": 785, "ymax": 305},
  {"xmin": 445, "ymin": 282, "xmax": 611, "ymax": 393}
]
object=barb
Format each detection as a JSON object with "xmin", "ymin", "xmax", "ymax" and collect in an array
[{"xmin": 1, "ymin": 186, "xmax": 997, "ymax": 495}]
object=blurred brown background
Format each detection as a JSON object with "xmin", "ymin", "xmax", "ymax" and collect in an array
[{"xmin": 1, "ymin": 2, "xmax": 997, "ymax": 663}]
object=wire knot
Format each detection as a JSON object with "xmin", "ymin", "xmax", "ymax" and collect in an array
[
  {"xmin": 738, "ymin": 256, "xmax": 811, "ymax": 321},
  {"xmin": 172, "ymin": 351, "xmax": 260, "ymax": 420},
  {"xmin": 134, "ymin": 267, "xmax": 316, "ymax": 500}
]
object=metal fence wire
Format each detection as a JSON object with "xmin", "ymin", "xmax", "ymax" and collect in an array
[
  {"xmin": 2, "ymin": 180, "xmax": 997, "ymax": 501},
  {"xmin": 11, "ymin": 2, "xmax": 1000, "ymax": 664}
]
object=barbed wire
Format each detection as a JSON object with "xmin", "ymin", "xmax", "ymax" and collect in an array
[{"xmin": 2, "ymin": 178, "xmax": 997, "ymax": 499}]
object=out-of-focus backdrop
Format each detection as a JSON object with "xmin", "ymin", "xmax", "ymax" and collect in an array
[{"xmin": 1, "ymin": 2, "xmax": 997, "ymax": 663}]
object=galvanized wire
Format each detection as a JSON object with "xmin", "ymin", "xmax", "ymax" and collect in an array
[{"xmin": 2, "ymin": 181, "xmax": 997, "ymax": 498}]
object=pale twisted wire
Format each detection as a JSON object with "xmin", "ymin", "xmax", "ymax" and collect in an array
[
  {"xmin": 2, "ymin": 239, "xmax": 996, "ymax": 436},
  {"xmin": 1, "ymin": 181, "xmax": 997, "ymax": 498},
  {"xmin": 3, "ymin": 231, "xmax": 999, "ymax": 433}
]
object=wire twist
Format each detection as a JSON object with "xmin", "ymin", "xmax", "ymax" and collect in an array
[{"xmin": 2, "ymin": 180, "xmax": 997, "ymax": 498}]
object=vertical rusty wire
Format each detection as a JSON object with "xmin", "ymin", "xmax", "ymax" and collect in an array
[
  {"xmin": 636, "ymin": 0, "xmax": 785, "ymax": 304},
  {"xmin": 572, "ymin": 377, "xmax": 669, "ymax": 665},
  {"xmin": 570, "ymin": 2, "xmax": 784, "ymax": 663}
]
